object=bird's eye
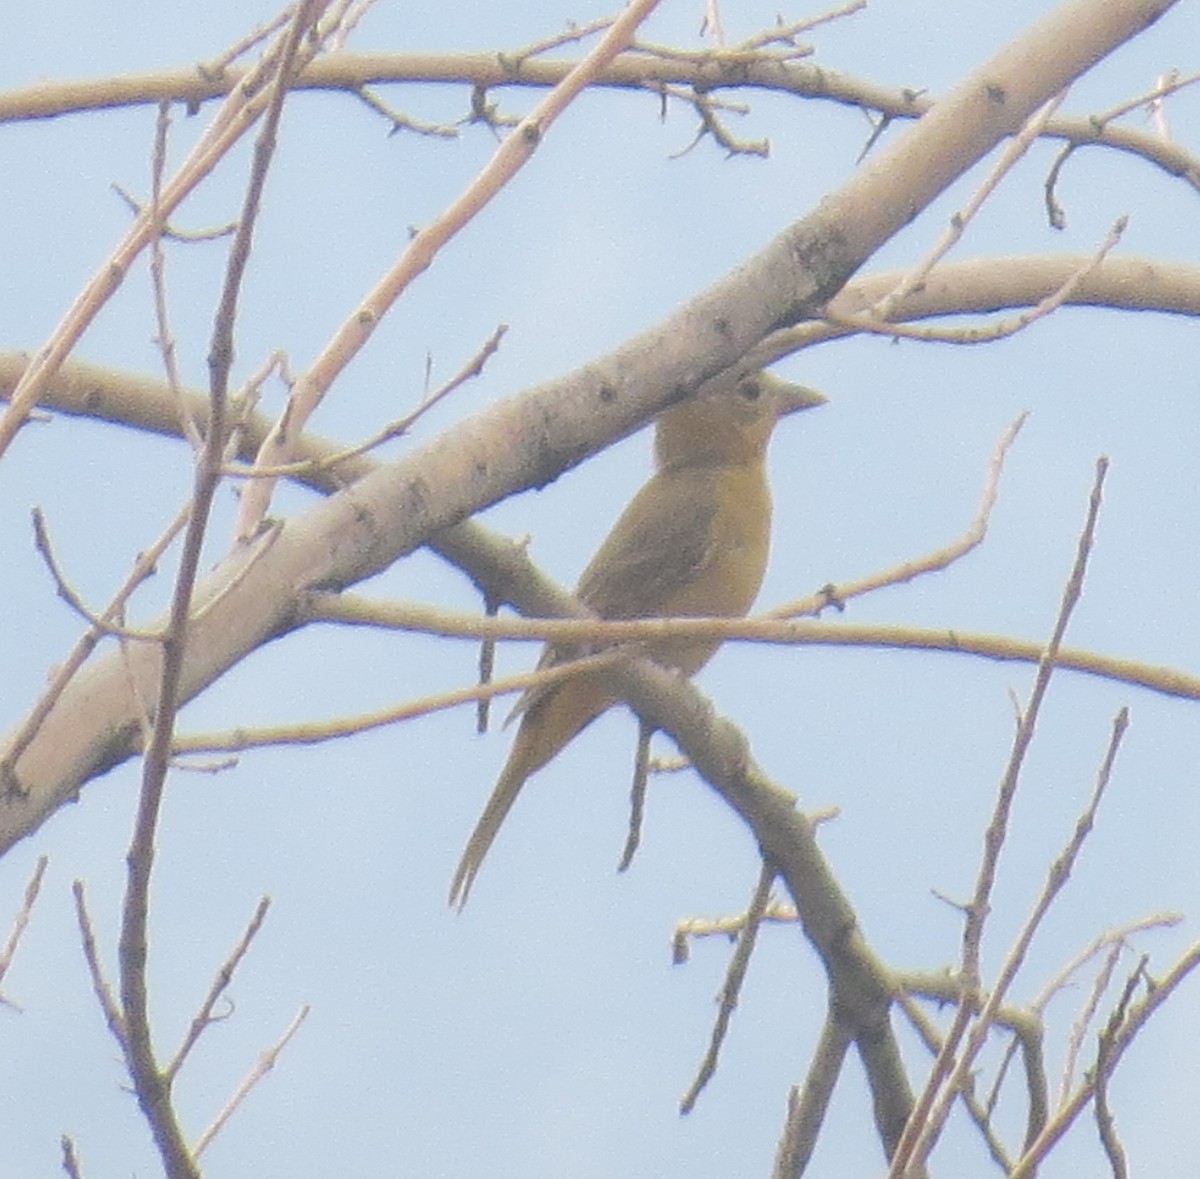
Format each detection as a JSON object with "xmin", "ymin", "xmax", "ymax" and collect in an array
[{"xmin": 738, "ymin": 377, "xmax": 761, "ymax": 401}]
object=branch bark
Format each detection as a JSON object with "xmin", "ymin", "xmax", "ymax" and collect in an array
[{"xmin": 0, "ymin": 0, "xmax": 1179, "ymax": 856}]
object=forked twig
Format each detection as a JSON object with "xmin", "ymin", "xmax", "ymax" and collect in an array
[
  {"xmin": 890, "ymin": 457, "xmax": 1111, "ymax": 1178},
  {"xmin": 234, "ymin": 0, "xmax": 668, "ymax": 540}
]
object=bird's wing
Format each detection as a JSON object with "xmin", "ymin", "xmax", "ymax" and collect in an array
[
  {"xmin": 500, "ymin": 468, "xmax": 719, "ymax": 728},
  {"xmin": 576, "ymin": 467, "xmax": 720, "ymax": 619}
]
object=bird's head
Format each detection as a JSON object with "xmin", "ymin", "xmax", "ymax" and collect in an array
[{"xmin": 654, "ymin": 369, "xmax": 826, "ymax": 471}]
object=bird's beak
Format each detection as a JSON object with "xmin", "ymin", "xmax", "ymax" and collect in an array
[{"xmin": 760, "ymin": 372, "xmax": 829, "ymax": 416}]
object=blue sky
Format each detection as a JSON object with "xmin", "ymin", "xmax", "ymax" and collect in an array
[{"xmin": 2, "ymin": 2, "xmax": 1199, "ymax": 1175}]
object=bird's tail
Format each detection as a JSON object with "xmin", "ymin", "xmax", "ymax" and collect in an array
[
  {"xmin": 449, "ymin": 673, "xmax": 612, "ymax": 908},
  {"xmin": 448, "ymin": 739, "xmax": 536, "ymax": 909}
]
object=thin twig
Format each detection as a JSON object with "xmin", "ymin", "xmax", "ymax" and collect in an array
[
  {"xmin": 306, "ymin": 589, "xmax": 1200, "ymax": 704},
  {"xmin": 499, "ymin": 16, "xmax": 614, "ymax": 68},
  {"xmin": 680, "ymin": 861, "xmax": 776, "ymax": 1112},
  {"xmin": 894, "ymin": 990, "xmax": 1016, "ymax": 1171},
  {"xmin": 225, "ymin": 323, "xmax": 507, "ymax": 479},
  {"xmin": 1093, "ymin": 961, "xmax": 1144, "ymax": 1179},
  {"xmin": 192, "ymin": 1004, "xmax": 311, "ymax": 1156},
  {"xmin": 826, "ymin": 219, "xmax": 1127, "ymax": 341},
  {"xmin": 0, "ymin": 855, "xmax": 48, "ymax": 1005},
  {"xmin": 1033, "ymin": 912, "xmax": 1181, "ymax": 1013},
  {"xmin": 144, "ymin": 103, "xmax": 204, "ymax": 455},
  {"xmin": 1091, "ymin": 67, "xmax": 1200, "ymax": 130},
  {"xmin": 172, "ymin": 650, "xmax": 625, "ymax": 754},
  {"xmin": 769, "ymin": 413, "xmax": 1027, "ymax": 618},
  {"xmin": 234, "ymin": 0, "xmax": 668, "ymax": 540},
  {"xmin": 740, "ymin": 0, "xmax": 865, "ymax": 50},
  {"xmin": 0, "ymin": 1, "xmax": 333, "ymax": 458},
  {"xmin": 891, "ymin": 459, "xmax": 1112, "ymax": 1178},
  {"xmin": 1010, "ymin": 940, "xmax": 1200, "ymax": 1178},
  {"xmin": 166, "ymin": 897, "xmax": 273, "ymax": 1081},
  {"xmin": 352, "ymin": 86, "xmax": 460, "ymax": 137},
  {"xmin": 31, "ymin": 509, "xmax": 164, "ymax": 641},
  {"xmin": 666, "ymin": 89, "xmax": 768, "ymax": 159},
  {"xmin": 199, "ymin": 9, "xmax": 292, "ymax": 78},
  {"xmin": 73, "ymin": 880, "xmax": 126, "ymax": 1047},
  {"xmin": 111, "ymin": 182, "xmax": 240, "ymax": 243},
  {"xmin": 60, "ymin": 1135, "xmax": 84, "ymax": 1179},
  {"xmin": 0, "ymin": 501, "xmax": 191, "ymax": 795},
  {"xmin": 863, "ymin": 89, "xmax": 1071, "ymax": 325},
  {"xmin": 117, "ymin": 10, "xmax": 328, "ymax": 1178}
]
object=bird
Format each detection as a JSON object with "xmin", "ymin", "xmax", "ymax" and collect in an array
[{"xmin": 449, "ymin": 368, "xmax": 826, "ymax": 907}]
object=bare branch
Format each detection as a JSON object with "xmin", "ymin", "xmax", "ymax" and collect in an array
[
  {"xmin": 193, "ymin": 1004, "xmax": 311, "ymax": 1157},
  {"xmin": 773, "ymin": 1015, "xmax": 854, "ymax": 1178},
  {"xmin": 117, "ymin": 9, "xmax": 330, "ymax": 1176},
  {"xmin": 73, "ymin": 880, "xmax": 126, "ymax": 1048},
  {"xmin": 60, "ymin": 1135, "xmax": 84, "ymax": 1179},
  {"xmin": 31, "ymin": 509, "xmax": 165, "ymax": 641},
  {"xmin": 891, "ymin": 459, "xmax": 1113, "ymax": 1177},
  {"xmin": 0, "ymin": 855, "xmax": 48, "ymax": 1006},
  {"xmin": 171, "ymin": 650, "xmax": 625, "ymax": 754},
  {"xmin": 0, "ymin": 0, "xmax": 336, "ymax": 458},
  {"xmin": 774, "ymin": 413, "xmax": 1026, "ymax": 617},
  {"xmin": 166, "ymin": 897, "xmax": 273, "ymax": 1081},
  {"xmin": 224, "ymin": 323, "xmax": 508, "ymax": 480},
  {"xmin": 0, "ymin": 501, "xmax": 191, "ymax": 794},
  {"xmin": 865, "ymin": 89, "xmax": 1071, "ymax": 325},
  {"xmin": 680, "ymin": 861, "xmax": 776, "ymax": 1112},
  {"xmin": 233, "ymin": 0, "xmax": 669, "ymax": 539}
]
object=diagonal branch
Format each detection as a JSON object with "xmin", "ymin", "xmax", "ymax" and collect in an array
[{"xmin": 0, "ymin": 0, "xmax": 1180, "ymax": 858}]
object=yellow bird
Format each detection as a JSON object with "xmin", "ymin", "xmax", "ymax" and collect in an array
[{"xmin": 450, "ymin": 369, "xmax": 825, "ymax": 906}]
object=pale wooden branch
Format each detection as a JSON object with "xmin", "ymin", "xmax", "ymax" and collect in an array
[
  {"xmin": 307, "ymin": 593, "xmax": 1200, "ymax": 703},
  {"xmin": 233, "ymin": 0, "xmax": 667, "ymax": 539},
  {"xmin": 1091, "ymin": 65, "xmax": 1200, "ymax": 128},
  {"xmin": 891, "ymin": 459, "xmax": 1112, "ymax": 1178},
  {"xmin": 30, "ymin": 509, "xmax": 164, "ymax": 641},
  {"xmin": 60, "ymin": 1135, "xmax": 84, "ymax": 1179},
  {"xmin": 1, "ymin": 256, "xmax": 1197, "ymax": 836},
  {"xmin": 0, "ymin": 2, "xmax": 340, "ymax": 459},
  {"xmin": 143, "ymin": 102, "xmax": 202, "ymax": 453},
  {"xmin": 192, "ymin": 1004, "xmax": 311, "ymax": 1157},
  {"xmin": 5, "ymin": 253, "xmax": 1197, "ymax": 471},
  {"xmin": 867, "ymin": 88, "xmax": 1071, "ymax": 323},
  {"xmin": 223, "ymin": 323, "xmax": 508, "ymax": 480},
  {"xmin": 73, "ymin": 880, "xmax": 126, "ymax": 1048},
  {"xmin": 170, "ymin": 650, "xmax": 623, "ymax": 754},
  {"xmin": 1009, "ymin": 940, "xmax": 1200, "ymax": 1178},
  {"xmin": 0, "ymin": 500, "xmax": 191, "ymax": 793},
  {"xmin": 116, "ymin": 11, "xmax": 329, "ymax": 1177},
  {"xmin": 200, "ymin": 8, "xmax": 292, "ymax": 77},
  {"xmin": 499, "ymin": 16, "xmax": 613, "ymax": 67},
  {"xmin": 680, "ymin": 861, "xmax": 776, "ymax": 1113},
  {"xmin": 825, "ymin": 218, "xmax": 1127, "ymax": 345},
  {"xmin": 0, "ymin": 0, "xmax": 1177, "ymax": 875},
  {"xmin": 772, "ymin": 412, "xmax": 1025, "ymax": 617},
  {"xmin": 773, "ymin": 1015, "xmax": 854, "ymax": 1178},
  {"xmin": 893, "ymin": 988, "xmax": 1019, "ymax": 1171},
  {"xmin": 1033, "ymin": 913, "xmax": 1182, "ymax": 1105},
  {"xmin": 5, "ymin": 45, "xmax": 1196, "ymax": 189},
  {"xmin": 0, "ymin": 854, "xmax": 47, "ymax": 1006},
  {"xmin": 165, "ymin": 897, "xmax": 273, "ymax": 1082},
  {"xmin": 740, "ymin": 0, "xmax": 866, "ymax": 50}
]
